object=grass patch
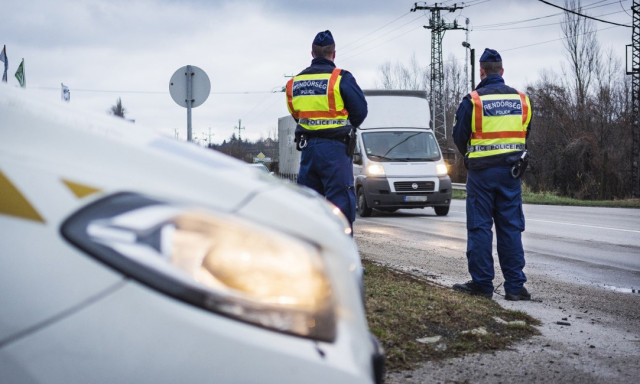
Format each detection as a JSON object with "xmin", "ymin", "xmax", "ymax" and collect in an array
[
  {"xmin": 363, "ymin": 259, "xmax": 540, "ymax": 372},
  {"xmin": 522, "ymin": 191, "xmax": 640, "ymax": 208},
  {"xmin": 452, "ymin": 188, "xmax": 640, "ymax": 208}
]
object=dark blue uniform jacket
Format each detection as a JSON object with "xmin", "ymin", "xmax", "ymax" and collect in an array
[{"xmin": 452, "ymin": 74, "xmax": 532, "ymax": 170}]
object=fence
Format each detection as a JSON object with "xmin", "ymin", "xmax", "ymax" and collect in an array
[{"xmin": 452, "ymin": 183, "xmax": 466, "ymax": 191}]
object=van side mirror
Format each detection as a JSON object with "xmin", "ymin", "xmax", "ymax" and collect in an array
[{"xmin": 353, "ymin": 153, "xmax": 362, "ymax": 165}]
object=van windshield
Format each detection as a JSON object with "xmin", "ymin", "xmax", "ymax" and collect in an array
[{"xmin": 362, "ymin": 130, "xmax": 441, "ymax": 162}]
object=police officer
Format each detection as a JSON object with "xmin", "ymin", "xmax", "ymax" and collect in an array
[
  {"xmin": 286, "ymin": 30, "xmax": 367, "ymax": 231},
  {"xmin": 451, "ymin": 48, "xmax": 533, "ymax": 301}
]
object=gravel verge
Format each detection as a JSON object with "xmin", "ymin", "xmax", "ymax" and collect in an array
[{"xmin": 355, "ymin": 228, "xmax": 640, "ymax": 383}]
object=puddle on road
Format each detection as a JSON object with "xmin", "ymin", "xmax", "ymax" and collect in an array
[{"xmin": 601, "ymin": 284, "xmax": 640, "ymax": 294}]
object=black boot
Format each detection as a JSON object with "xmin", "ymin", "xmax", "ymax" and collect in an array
[
  {"xmin": 453, "ymin": 280, "xmax": 493, "ymax": 299},
  {"xmin": 505, "ymin": 287, "xmax": 531, "ymax": 301}
]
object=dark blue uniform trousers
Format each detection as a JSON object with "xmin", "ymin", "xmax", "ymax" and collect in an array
[
  {"xmin": 465, "ymin": 165, "xmax": 527, "ymax": 295},
  {"xmin": 298, "ymin": 138, "xmax": 356, "ymax": 225}
]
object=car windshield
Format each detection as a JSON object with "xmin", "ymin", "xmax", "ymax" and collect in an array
[{"xmin": 361, "ymin": 130, "xmax": 441, "ymax": 162}]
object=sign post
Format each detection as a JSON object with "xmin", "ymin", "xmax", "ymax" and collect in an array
[{"xmin": 169, "ymin": 65, "xmax": 211, "ymax": 142}]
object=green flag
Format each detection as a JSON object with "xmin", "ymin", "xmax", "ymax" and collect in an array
[
  {"xmin": 15, "ymin": 59, "xmax": 25, "ymax": 88},
  {"xmin": 0, "ymin": 45, "xmax": 7, "ymax": 82}
]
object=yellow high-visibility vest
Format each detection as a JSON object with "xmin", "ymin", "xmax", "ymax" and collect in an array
[
  {"xmin": 286, "ymin": 68, "xmax": 349, "ymax": 130},
  {"xmin": 467, "ymin": 90, "xmax": 532, "ymax": 158}
]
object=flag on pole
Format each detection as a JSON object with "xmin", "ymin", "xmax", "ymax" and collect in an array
[
  {"xmin": 15, "ymin": 58, "xmax": 25, "ymax": 88},
  {"xmin": 0, "ymin": 45, "xmax": 7, "ymax": 83},
  {"xmin": 61, "ymin": 83, "xmax": 70, "ymax": 102}
]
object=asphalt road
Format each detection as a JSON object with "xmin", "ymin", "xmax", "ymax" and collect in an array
[{"xmin": 354, "ymin": 200, "xmax": 640, "ymax": 383}]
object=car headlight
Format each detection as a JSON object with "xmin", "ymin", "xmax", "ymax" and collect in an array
[
  {"xmin": 436, "ymin": 163, "xmax": 448, "ymax": 176},
  {"xmin": 365, "ymin": 163, "xmax": 385, "ymax": 176},
  {"xmin": 61, "ymin": 192, "xmax": 335, "ymax": 341}
]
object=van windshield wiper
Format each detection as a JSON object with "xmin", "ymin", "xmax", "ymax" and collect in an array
[
  {"xmin": 367, "ymin": 154, "xmax": 394, "ymax": 161},
  {"xmin": 397, "ymin": 156, "xmax": 440, "ymax": 161},
  {"xmin": 383, "ymin": 132, "xmax": 422, "ymax": 157}
]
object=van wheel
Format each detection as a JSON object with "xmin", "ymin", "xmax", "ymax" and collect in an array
[
  {"xmin": 434, "ymin": 205, "xmax": 449, "ymax": 216},
  {"xmin": 357, "ymin": 188, "xmax": 372, "ymax": 217}
]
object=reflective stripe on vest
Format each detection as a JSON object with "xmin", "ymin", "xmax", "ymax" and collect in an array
[
  {"xmin": 468, "ymin": 143, "xmax": 526, "ymax": 152},
  {"xmin": 286, "ymin": 68, "xmax": 349, "ymax": 130},
  {"xmin": 468, "ymin": 90, "xmax": 531, "ymax": 158}
]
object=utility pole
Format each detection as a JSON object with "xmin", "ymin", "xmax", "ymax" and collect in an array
[
  {"xmin": 461, "ymin": 18, "xmax": 475, "ymax": 92},
  {"xmin": 631, "ymin": 0, "xmax": 640, "ymax": 197},
  {"xmin": 235, "ymin": 119, "xmax": 245, "ymax": 141},
  {"xmin": 202, "ymin": 127, "xmax": 214, "ymax": 147},
  {"xmin": 411, "ymin": 2, "xmax": 465, "ymax": 145},
  {"xmin": 464, "ymin": 18, "xmax": 470, "ymax": 91}
]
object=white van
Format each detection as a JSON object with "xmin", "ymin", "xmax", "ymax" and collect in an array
[{"xmin": 353, "ymin": 90, "xmax": 452, "ymax": 216}]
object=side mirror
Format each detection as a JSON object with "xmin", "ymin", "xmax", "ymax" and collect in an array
[{"xmin": 353, "ymin": 154, "xmax": 362, "ymax": 165}]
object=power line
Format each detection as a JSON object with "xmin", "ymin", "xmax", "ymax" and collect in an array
[
  {"xmin": 35, "ymin": 2, "xmax": 632, "ymax": 99},
  {"xmin": 475, "ymin": 10, "xmax": 629, "ymax": 30},
  {"xmin": 33, "ymin": 86, "xmax": 274, "ymax": 95},
  {"xmin": 538, "ymin": 0, "xmax": 632, "ymax": 27},
  {"xmin": 339, "ymin": 14, "xmax": 425, "ymax": 62},
  {"xmin": 341, "ymin": 11, "xmax": 413, "ymax": 51},
  {"xmin": 319, "ymin": 1, "xmax": 630, "ymax": 70},
  {"xmin": 474, "ymin": 0, "xmax": 629, "ymax": 29},
  {"xmin": 620, "ymin": 0, "xmax": 633, "ymax": 16},
  {"xmin": 500, "ymin": 24, "xmax": 620, "ymax": 52},
  {"xmin": 462, "ymin": 0, "xmax": 493, "ymax": 7},
  {"xmin": 337, "ymin": 8, "xmax": 470, "ymax": 66},
  {"xmin": 287, "ymin": 10, "xmax": 422, "ymax": 73}
]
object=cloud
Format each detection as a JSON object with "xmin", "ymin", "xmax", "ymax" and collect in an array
[{"xmin": 1, "ymin": 0, "xmax": 632, "ymax": 143}]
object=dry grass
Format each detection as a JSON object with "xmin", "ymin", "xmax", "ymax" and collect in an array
[{"xmin": 363, "ymin": 259, "xmax": 541, "ymax": 372}]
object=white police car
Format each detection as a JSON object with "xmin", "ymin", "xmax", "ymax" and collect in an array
[{"xmin": 0, "ymin": 85, "xmax": 384, "ymax": 383}]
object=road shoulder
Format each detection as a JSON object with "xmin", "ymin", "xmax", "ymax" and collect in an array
[{"xmin": 355, "ymin": 226, "xmax": 640, "ymax": 383}]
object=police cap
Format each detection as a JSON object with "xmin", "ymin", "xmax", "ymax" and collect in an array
[
  {"xmin": 479, "ymin": 48, "xmax": 502, "ymax": 62},
  {"xmin": 313, "ymin": 30, "xmax": 335, "ymax": 46}
]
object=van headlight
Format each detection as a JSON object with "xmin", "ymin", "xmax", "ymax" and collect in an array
[
  {"xmin": 365, "ymin": 163, "xmax": 385, "ymax": 176},
  {"xmin": 436, "ymin": 163, "xmax": 448, "ymax": 176},
  {"xmin": 61, "ymin": 192, "xmax": 335, "ymax": 341}
]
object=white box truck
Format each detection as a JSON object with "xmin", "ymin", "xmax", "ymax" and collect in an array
[{"xmin": 353, "ymin": 90, "xmax": 452, "ymax": 216}]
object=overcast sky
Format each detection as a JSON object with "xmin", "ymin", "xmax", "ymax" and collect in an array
[{"xmin": 1, "ymin": 0, "xmax": 633, "ymax": 144}]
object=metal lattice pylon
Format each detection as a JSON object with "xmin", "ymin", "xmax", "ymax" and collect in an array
[
  {"xmin": 411, "ymin": 3, "xmax": 464, "ymax": 146},
  {"xmin": 430, "ymin": 15, "xmax": 447, "ymax": 144},
  {"xmin": 632, "ymin": 1, "xmax": 640, "ymax": 197}
]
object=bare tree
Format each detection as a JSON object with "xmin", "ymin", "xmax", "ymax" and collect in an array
[
  {"xmin": 527, "ymin": 44, "xmax": 632, "ymax": 199},
  {"xmin": 553, "ymin": 0, "xmax": 605, "ymax": 199},
  {"xmin": 377, "ymin": 53, "xmax": 428, "ymax": 90},
  {"xmin": 378, "ymin": 62, "xmax": 394, "ymax": 90},
  {"xmin": 110, "ymin": 97, "xmax": 127, "ymax": 118},
  {"xmin": 442, "ymin": 55, "xmax": 468, "ymax": 180},
  {"xmin": 444, "ymin": 54, "xmax": 467, "ymax": 130},
  {"xmin": 561, "ymin": 0, "xmax": 600, "ymax": 109},
  {"xmin": 591, "ymin": 49, "xmax": 631, "ymax": 198}
]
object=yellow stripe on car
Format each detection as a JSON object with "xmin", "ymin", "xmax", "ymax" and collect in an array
[
  {"xmin": 0, "ymin": 170, "xmax": 45, "ymax": 223},
  {"xmin": 62, "ymin": 179, "xmax": 101, "ymax": 198}
]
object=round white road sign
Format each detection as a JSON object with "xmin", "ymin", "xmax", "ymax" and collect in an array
[{"xmin": 169, "ymin": 65, "xmax": 211, "ymax": 108}]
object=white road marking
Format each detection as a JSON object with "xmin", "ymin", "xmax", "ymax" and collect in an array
[{"xmin": 526, "ymin": 218, "xmax": 640, "ymax": 234}]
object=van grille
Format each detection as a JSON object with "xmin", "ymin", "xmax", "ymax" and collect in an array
[{"xmin": 394, "ymin": 181, "xmax": 435, "ymax": 192}]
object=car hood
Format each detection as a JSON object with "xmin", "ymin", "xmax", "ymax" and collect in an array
[
  {"xmin": 0, "ymin": 85, "xmax": 356, "ymax": 342},
  {"xmin": 0, "ymin": 85, "xmax": 349, "ymax": 238}
]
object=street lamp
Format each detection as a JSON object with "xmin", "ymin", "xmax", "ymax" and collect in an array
[{"xmin": 462, "ymin": 41, "xmax": 475, "ymax": 91}]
